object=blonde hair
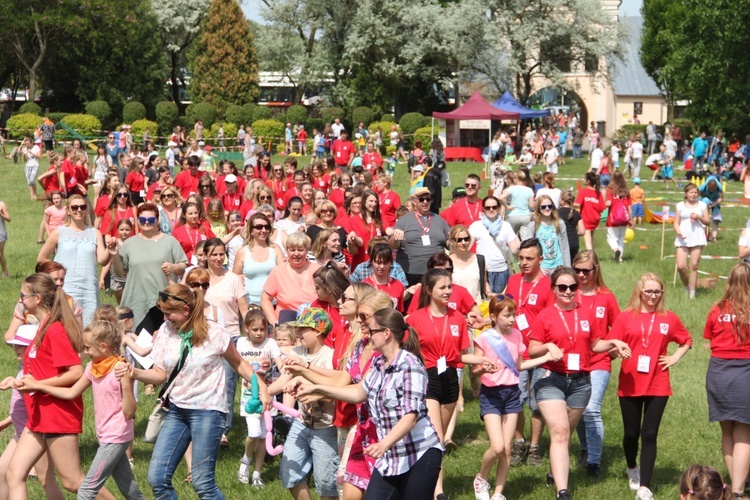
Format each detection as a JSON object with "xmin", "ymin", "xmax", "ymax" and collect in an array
[
  {"xmin": 625, "ymin": 272, "xmax": 667, "ymax": 316},
  {"xmin": 273, "ymin": 323, "xmax": 297, "ymax": 345},
  {"xmin": 285, "ymin": 231, "xmax": 311, "ymax": 251},
  {"xmin": 85, "ymin": 321, "xmax": 122, "ymax": 355},
  {"xmin": 93, "ymin": 304, "xmax": 117, "ymax": 324},
  {"xmin": 532, "ymin": 194, "xmax": 560, "ymax": 233},
  {"xmin": 340, "ymin": 290, "xmax": 393, "ymax": 368},
  {"xmin": 157, "ymin": 284, "xmax": 209, "ymax": 346}
]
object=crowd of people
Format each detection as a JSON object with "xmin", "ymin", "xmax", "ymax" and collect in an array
[{"xmin": 0, "ymin": 115, "xmax": 748, "ymax": 500}]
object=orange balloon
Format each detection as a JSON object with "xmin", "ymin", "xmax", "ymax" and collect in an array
[{"xmin": 639, "ymin": 245, "xmax": 648, "ymax": 250}]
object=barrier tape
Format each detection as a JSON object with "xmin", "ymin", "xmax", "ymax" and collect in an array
[
  {"xmin": 697, "ymin": 270, "xmax": 729, "ymax": 280},
  {"xmin": 663, "ymin": 254, "xmax": 739, "ymax": 260},
  {"xmin": 634, "ymin": 226, "xmax": 744, "ymax": 232}
]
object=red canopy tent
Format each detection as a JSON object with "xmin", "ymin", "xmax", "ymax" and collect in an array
[{"xmin": 432, "ymin": 92, "xmax": 520, "ymax": 162}]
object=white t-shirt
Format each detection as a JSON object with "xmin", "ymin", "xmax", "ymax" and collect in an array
[
  {"xmin": 237, "ymin": 336, "xmax": 281, "ymax": 416},
  {"xmin": 535, "ymin": 187, "xmax": 562, "ymax": 208},
  {"xmin": 645, "ymin": 153, "xmax": 662, "ymax": 166},
  {"xmin": 590, "ymin": 149, "xmax": 604, "ymax": 170},
  {"xmin": 331, "ymin": 123, "xmax": 345, "ymax": 139},
  {"xmin": 631, "ymin": 142, "xmax": 644, "ymax": 159},
  {"xmin": 664, "ymin": 140, "xmax": 677, "ymax": 158},
  {"xmin": 544, "ymin": 148, "xmax": 559, "ymax": 169},
  {"xmin": 468, "ymin": 219, "xmax": 517, "ymax": 272},
  {"xmin": 611, "ymin": 145, "xmax": 620, "ymax": 161}
]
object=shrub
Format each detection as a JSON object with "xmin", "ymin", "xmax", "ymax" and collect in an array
[
  {"xmin": 306, "ymin": 117, "xmax": 325, "ymax": 133},
  {"xmin": 130, "ymin": 119, "xmax": 158, "ymax": 143},
  {"xmin": 672, "ymin": 118, "xmax": 695, "ymax": 137},
  {"xmin": 613, "ymin": 124, "xmax": 647, "ymax": 141},
  {"xmin": 155, "ymin": 101, "xmax": 179, "ymax": 137},
  {"xmin": 251, "ymin": 119, "xmax": 285, "ymax": 141},
  {"xmin": 275, "ymin": 143, "xmax": 286, "ymax": 154},
  {"xmin": 399, "ymin": 112, "xmax": 428, "ymax": 137},
  {"xmin": 241, "ymin": 103, "xmax": 257, "ymax": 125},
  {"xmin": 285, "ymin": 105, "xmax": 308, "ymax": 125},
  {"xmin": 60, "ymin": 114, "xmax": 102, "ymax": 137},
  {"xmin": 19, "ymin": 102, "xmax": 42, "ymax": 116},
  {"xmin": 381, "ymin": 113, "xmax": 396, "ymax": 123},
  {"xmin": 6, "ymin": 113, "xmax": 43, "ymax": 139},
  {"xmin": 352, "ymin": 107, "xmax": 375, "ymax": 129},
  {"xmin": 210, "ymin": 122, "xmax": 238, "ymax": 147},
  {"xmin": 185, "ymin": 102, "xmax": 218, "ymax": 129},
  {"xmin": 225, "ymin": 105, "xmax": 244, "ymax": 126},
  {"xmin": 321, "ymin": 107, "xmax": 345, "ymax": 126},
  {"xmin": 85, "ymin": 101, "xmax": 111, "ymax": 125},
  {"xmin": 123, "ymin": 101, "xmax": 146, "ymax": 124},
  {"xmin": 46, "ymin": 112, "xmax": 69, "ymax": 124},
  {"xmin": 252, "ymin": 106, "xmax": 272, "ymax": 122},
  {"xmin": 385, "ymin": 145, "xmax": 397, "ymax": 156},
  {"xmin": 368, "ymin": 121, "xmax": 398, "ymax": 138},
  {"xmin": 413, "ymin": 126, "xmax": 434, "ymax": 148}
]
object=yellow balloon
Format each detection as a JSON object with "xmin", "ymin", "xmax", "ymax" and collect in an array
[{"xmin": 624, "ymin": 228, "xmax": 635, "ymax": 243}]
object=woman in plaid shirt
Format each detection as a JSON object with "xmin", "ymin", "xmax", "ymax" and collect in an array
[{"xmin": 296, "ymin": 308, "xmax": 443, "ymax": 500}]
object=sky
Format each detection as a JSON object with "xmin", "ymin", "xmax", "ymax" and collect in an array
[{"xmin": 242, "ymin": 0, "xmax": 644, "ymax": 24}]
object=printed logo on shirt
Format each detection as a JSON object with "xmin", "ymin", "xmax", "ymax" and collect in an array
[
  {"xmin": 528, "ymin": 294, "xmax": 538, "ymax": 305},
  {"xmin": 580, "ymin": 320, "xmax": 590, "ymax": 332},
  {"xmin": 448, "ymin": 302, "xmax": 457, "ymax": 310},
  {"xmin": 596, "ymin": 307, "xmax": 606, "ymax": 319},
  {"xmin": 450, "ymin": 325, "xmax": 460, "ymax": 337},
  {"xmin": 385, "ymin": 199, "xmax": 391, "ymax": 205},
  {"xmin": 660, "ymin": 323, "xmax": 669, "ymax": 335}
]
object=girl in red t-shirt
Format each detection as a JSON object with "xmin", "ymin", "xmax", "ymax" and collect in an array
[
  {"xmin": 607, "ymin": 272, "xmax": 691, "ymax": 499},
  {"xmin": 37, "ymin": 152, "xmax": 63, "ymax": 197},
  {"xmin": 703, "ymin": 263, "xmax": 750, "ymax": 497},
  {"xmin": 6, "ymin": 273, "xmax": 97, "ymax": 497},
  {"xmin": 347, "ymin": 190, "xmax": 383, "ymax": 270},
  {"xmin": 574, "ymin": 172, "xmax": 605, "ymax": 251},
  {"xmin": 125, "ymin": 157, "xmax": 146, "ymax": 205},
  {"xmin": 363, "ymin": 243, "xmax": 405, "ymax": 312},
  {"xmin": 98, "ymin": 184, "xmax": 138, "ymax": 241},
  {"xmin": 172, "ymin": 202, "xmax": 215, "ymax": 262},
  {"xmin": 528, "ymin": 267, "xmax": 630, "ymax": 499},
  {"xmin": 604, "ymin": 171, "xmax": 633, "ymax": 263}
]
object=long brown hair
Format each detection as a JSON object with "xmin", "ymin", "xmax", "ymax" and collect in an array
[
  {"xmin": 157, "ymin": 284, "xmax": 209, "ymax": 346},
  {"xmin": 714, "ymin": 263, "xmax": 750, "ymax": 344},
  {"xmin": 25, "ymin": 273, "xmax": 83, "ymax": 352},
  {"xmin": 372, "ymin": 308, "xmax": 423, "ymax": 363},
  {"xmin": 104, "ymin": 184, "xmax": 137, "ymax": 233}
]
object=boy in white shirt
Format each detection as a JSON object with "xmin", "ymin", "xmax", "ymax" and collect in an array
[{"xmin": 543, "ymin": 141, "xmax": 560, "ymax": 174}]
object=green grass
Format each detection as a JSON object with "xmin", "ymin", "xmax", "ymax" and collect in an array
[{"xmin": 0, "ymin": 151, "xmax": 740, "ymax": 498}]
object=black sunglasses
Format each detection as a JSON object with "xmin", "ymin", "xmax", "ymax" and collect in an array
[
  {"xmin": 158, "ymin": 291, "xmax": 189, "ymax": 304},
  {"xmin": 573, "ymin": 267, "xmax": 595, "ymax": 276},
  {"xmin": 417, "ymin": 196, "xmax": 431, "ymax": 203},
  {"xmin": 554, "ymin": 283, "xmax": 579, "ymax": 293},
  {"xmin": 116, "ymin": 193, "xmax": 129, "ymax": 198},
  {"xmin": 69, "ymin": 204, "xmax": 87, "ymax": 212},
  {"xmin": 253, "ymin": 224, "xmax": 270, "ymax": 231},
  {"xmin": 484, "ymin": 204, "xmax": 499, "ymax": 210},
  {"xmin": 539, "ymin": 204, "xmax": 555, "ymax": 210},
  {"xmin": 161, "ymin": 194, "xmax": 174, "ymax": 199},
  {"xmin": 189, "ymin": 282, "xmax": 210, "ymax": 291},
  {"xmin": 454, "ymin": 236, "xmax": 470, "ymax": 243}
]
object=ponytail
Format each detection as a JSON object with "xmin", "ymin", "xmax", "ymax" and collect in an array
[
  {"xmin": 25, "ymin": 273, "xmax": 83, "ymax": 352},
  {"xmin": 372, "ymin": 309, "xmax": 425, "ymax": 365}
]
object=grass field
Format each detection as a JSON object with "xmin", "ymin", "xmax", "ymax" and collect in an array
[{"xmin": 0, "ymin": 150, "xmax": 743, "ymax": 499}]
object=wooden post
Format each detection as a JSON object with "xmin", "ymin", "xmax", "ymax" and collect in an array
[{"xmin": 660, "ymin": 204, "xmax": 669, "ymax": 260}]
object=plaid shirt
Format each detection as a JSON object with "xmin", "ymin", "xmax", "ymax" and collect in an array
[
  {"xmin": 362, "ymin": 349, "xmax": 443, "ymax": 476},
  {"xmin": 350, "ymin": 261, "xmax": 409, "ymax": 287}
]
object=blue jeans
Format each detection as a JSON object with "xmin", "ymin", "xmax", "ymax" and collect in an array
[
  {"xmin": 279, "ymin": 420, "xmax": 340, "ymax": 496},
  {"xmin": 223, "ymin": 336, "xmax": 240, "ymax": 434},
  {"xmin": 488, "ymin": 269, "xmax": 510, "ymax": 295},
  {"xmin": 576, "ymin": 370, "xmax": 610, "ymax": 465},
  {"xmin": 573, "ymin": 145, "xmax": 582, "ymax": 158},
  {"xmin": 148, "ymin": 404, "xmax": 226, "ymax": 500}
]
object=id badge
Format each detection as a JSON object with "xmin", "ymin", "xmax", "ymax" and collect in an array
[
  {"xmin": 567, "ymin": 353, "xmax": 580, "ymax": 371},
  {"xmin": 516, "ymin": 313, "xmax": 529, "ymax": 330},
  {"xmin": 637, "ymin": 355, "xmax": 651, "ymax": 373},
  {"xmin": 140, "ymin": 189, "xmax": 146, "ymax": 197},
  {"xmin": 437, "ymin": 356, "xmax": 447, "ymax": 374},
  {"xmin": 528, "ymin": 294, "xmax": 538, "ymax": 305},
  {"xmin": 421, "ymin": 234, "xmax": 431, "ymax": 246}
]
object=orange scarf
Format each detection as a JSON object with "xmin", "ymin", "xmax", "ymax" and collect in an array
[{"xmin": 90, "ymin": 355, "xmax": 125, "ymax": 378}]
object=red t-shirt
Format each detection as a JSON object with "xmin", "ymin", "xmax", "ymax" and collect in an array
[
  {"xmin": 529, "ymin": 304, "xmax": 602, "ymax": 374},
  {"xmin": 283, "ymin": 188, "xmax": 303, "ymax": 209},
  {"xmin": 575, "ymin": 188, "xmax": 605, "ymax": 230},
  {"xmin": 41, "ymin": 166, "xmax": 61, "ymax": 195},
  {"xmin": 348, "ymin": 214, "xmax": 382, "ymax": 269},
  {"xmin": 99, "ymin": 207, "xmax": 137, "ymax": 237},
  {"xmin": 125, "ymin": 171, "xmax": 145, "ymax": 193},
  {"xmin": 174, "ymin": 170, "xmax": 202, "ymax": 199},
  {"xmin": 406, "ymin": 283, "xmax": 476, "ymax": 316},
  {"xmin": 363, "ymin": 276, "xmax": 405, "ymax": 312},
  {"xmin": 239, "ymin": 200, "xmax": 255, "ymax": 220},
  {"xmin": 60, "ymin": 160, "xmax": 79, "ymax": 193},
  {"xmin": 331, "ymin": 140, "xmax": 355, "ymax": 166},
  {"xmin": 222, "ymin": 191, "xmax": 243, "ymax": 213},
  {"xmin": 408, "ymin": 307, "xmax": 470, "ymax": 369},
  {"xmin": 329, "ymin": 189, "xmax": 346, "ymax": 212},
  {"xmin": 297, "ymin": 130, "xmax": 308, "ymax": 142},
  {"xmin": 704, "ymin": 305, "xmax": 750, "ymax": 359},
  {"xmin": 577, "ymin": 290, "xmax": 621, "ymax": 371},
  {"xmin": 146, "ymin": 182, "xmax": 171, "ymax": 201},
  {"xmin": 362, "ymin": 152, "xmax": 383, "ymax": 170},
  {"xmin": 607, "ymin": 310, "xmax": 692, "ymax": 397},
  {"xmin": 172, "ymin": 224, "xmax": 215, "ymax": 261},
  {"xmin": 312, "ymin": 175, "xmax": 331, "ymax": 193},
  {"xmin": 23, "ymin": 321, "xmax": 83, "ymax": 434},
  {"xmin": 504, "ymin": 273, "xmax": 552, "ymax": 351},
  {"xmin": 378, "ymin": 191, "xmax": 401, "ymax": 230},
  {"xmin": 440, "ymin": 198, "xmax": 483, "ymax": 227},
  {"xmin": 74, "ymin": 164, "xmax": 89, "ymax": 190},
  {"xmin": 94, "ymin": 195, "xmax": 110, "ymax": 218}
]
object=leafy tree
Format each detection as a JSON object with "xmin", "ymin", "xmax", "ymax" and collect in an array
[{"xmin": 188, "ymin": 0, "xmax": 259, "ymax": 110}]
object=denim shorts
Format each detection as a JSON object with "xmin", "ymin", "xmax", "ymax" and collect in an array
[
  {"xmin": 631, "ymin": 203, "xmax": 644, "ymax": 218},
  {"xmin": 534, "ymin": 371, "xmax": 592, "ymax": 409},
  {"xmin": 600, "ymin": 174, "xmax": 611, "ymax": 188},
  {"xmin": 279, "ymin": 420, "xmax": 339, "ymax": 496},
  {"xmin": 519, "ymin": 367, "xmax": 545, "ymax": 413},
  {"xmin": 480, "ymin": 384, "xmax": 522, "ymax": 418}
]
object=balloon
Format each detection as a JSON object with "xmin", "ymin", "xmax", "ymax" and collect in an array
[
  {"xmin": 624, "ymin": 228, "xmax": 635, "ymax": 243},
  {"xmin": 264, "ymin": 402, "xmax": 301, "ymax": 456}
]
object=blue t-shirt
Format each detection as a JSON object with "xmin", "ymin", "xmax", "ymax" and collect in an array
[
  {"xmin": 536, "ymin": 223, "xmax": 563, "ymax": 270},
  {"xmin": 558, "ymin": 131, "xmax": 568, "ymax": 144},
  {"xmin": 692, "ymin": 137, "xmax": 708, "ymax": 157}
]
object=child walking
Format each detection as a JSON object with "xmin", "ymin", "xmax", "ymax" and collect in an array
[
  {"xmin": 99, "ymin": 219, "xmax": 134, "ymax": 304},
  {"xmin": 18, "ymin": 320, "xmax": 145, "ymax": 500},
  {"xmin": 472, "ymin": 296, "xmax": 554, "ymax": 500},
  {"xmin": 237, "ymin": 309, "xmax": 283, "ymax": 487}
]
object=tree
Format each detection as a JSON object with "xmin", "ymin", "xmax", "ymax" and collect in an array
[
  {"xmin": 188, "ymin": 0, "xmax": 259, "ymax": 109},
  {"xmin": 152, "ymin": 0, "xmax": 211, "ymax": 107}
]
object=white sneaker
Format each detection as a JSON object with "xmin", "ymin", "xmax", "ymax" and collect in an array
[
  {"xmin": 474, "ymin": 474, "xmax": 491, "ymax": 500},
  {"xmin": 490, "ymin": 494, "xmax": 507, "ymax": 500},
  {"xmin": 627, "ymin": 467, "xmax": 640, "ymax": 491},
  {"xmin": 252, "ymin": 472, "xmax": 264, "ymax": 489},
  {"xmin": 238, "ymin": 459, "xmax": 251, "ymax": 484},
  {"xmin": 636, "ymin": 486, "xmax": 654, "ymax": 500},
  {"xmin": 128, "ymin": 458, "xmax": 134, "ymax": 470}
]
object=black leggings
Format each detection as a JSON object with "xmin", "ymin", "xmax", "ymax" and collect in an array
[
  {"xmin": 619, "ymin": 396, "xmax": 669, "ymax": 488},
  {"xmin": 364, "ymin": 448, "xmax": 442, "ymax": 500}
]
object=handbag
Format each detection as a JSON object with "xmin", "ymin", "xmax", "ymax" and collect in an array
[{"xmin": 143, "ymin": 345, "xmax": 189, "ymax": 444}]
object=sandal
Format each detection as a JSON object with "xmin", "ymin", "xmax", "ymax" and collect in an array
[
  {"xmin": 183, "ymin": 473, "xmax": 192, "ymax": 483},
  {"xmin": 444, "ymin": 439, "xmax": 457, "ymax": 455},
  {"xmin": 37, "ymin": 240, "xmax": 44, "ymax": 245}
]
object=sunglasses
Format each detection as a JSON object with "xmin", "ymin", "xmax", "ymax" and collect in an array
[
  {"xmin": 464, "ymin": 183, "xmax": 478, "ymax": 189},
  {"xmin": 368, "ymin": 328, "xmax": 387, "ymax": 335},
  {"xmin": 116, "ymin": 193, "xmax": 129, "ymax": 198},
  {"xmin": 259, "ymin": 195, "xmax": 271, "ymax": 200},
  {"xmin": 273, "ymin": 169, "xmax": 283, "ymax": 173},
  {"xmin": 454, "ymin": 236, "xmax": 470, "ymax": 243},
  {"xmin": 161, "ymin": 194, "xmax": 174, "ymax": 199},
  {"xmin": 554, "ymin": 283, "xmax": 579, "ymax": 293},
  {"xmin": 573, "ymin": 267, "xmax": 595, "ymax": 276},
  {"xmin": 158, "ymin": 291, "xmax": 188, "ymax": 304},
  {"xmin": 189, "ymin": 282, "xmax": 210, "ymax": 291},
  {"xmin": 358, "ymin": 312, "xmax": 373, "ymax": 324},
  {"xmin": 417, "ymin": 196, "xmax": 431, "ymax": 203},
  {"xmin": 494, "ymin": 293, "xmax": 515, "ymax": 300},
  {"xmin": 69, "ymin": 204, "xmax": 87, "ymax": 212},
  {"xmin": 339, "ymin": 295, "xmax": 356, "ymax": 303},
  {"xmin": 484, "ymin": 204, "xmax": 499, "ymax": 210},
  {"xmin": 320, "ymin": 209, "xmax": 334, "ymax": 214},
  {"xmin": 642, "ymin": 289, "xmax": 663, "ymax": 296},
  {"xmin": 253, "ymin": 224, "xmax": 270, "ymax": 231},
  {"xmin": 138, "ymin": 216, "xmax": 157, "ymax": 225},
  {"xmin": 539, "ymin": 204, "xmax": 555, "ymax": 210}
]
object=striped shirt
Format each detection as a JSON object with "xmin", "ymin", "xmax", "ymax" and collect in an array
[{"xmin": 362, "ymin": 349, "xmax": 443, "ymax": 476}]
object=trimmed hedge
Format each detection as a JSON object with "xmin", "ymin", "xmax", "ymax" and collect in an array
[
  {"xmin": 381, "ymin": 114, "xmax": 396, "ymax": 123},
  {"xmin": 285, "ymin": 105, "xmax": 308, "ymax": 125},
  {"xmin": 155, "ymin": 101, "xmax": 179, "ymax": 137},
  {"xmin": 85, "ymin": 101, "xmax": 111, "ymax": 125},
  {"xmin": 241, "ymin": 103, "xmax": 257, "ymax": 125},
  {"xmin": 225, "ymin": 105, "xmax": 244, "ymax": 126},
  {"xmin": 19, "ymin": 102, "xmax": 42, "ymax": 116},
  {"xmin": 47, "ymin": 113, "xmax": 69, "ymax": 124},
  {"xmin": 251, "ymin": 119, "xmax": 285, "ymax": 140},
  {"xmin": 185, "ymin": 102, "xmax": 218, "ymax": 129},
  {"xmin": 413, "ymin": 126, "xmax": 434, "ymax": 148},
  {"xmin": 352, "ymin": 107, "xmax": 375, "ymax": 128},
  {"xmin": 60, "ymin": 114, "xmax": 102, "ymax": 137},
  {"xmin": 123, "ymin": 101, "xmax": 146, "ymax": 124},
  {"xmin": 368, "ymin": 121, "xmax": 398, "ymax": 137},
  {"xmin": 130, "ymin": 119, "xmax": 158, "ymax": 142},
  {"xmin": 252, "ymin": 106, "xmax": 272, "ymax": 122},
  {"xmin": 210, "ymin": 123, "xmax": 238, "ymax": 146},
  {"xmin": 6, "ymin": 113, "xmax": 43, "ymax": 139},
  {"xmin": 322, "ymin": 107, "xmax": 345, "ymax": 125}
]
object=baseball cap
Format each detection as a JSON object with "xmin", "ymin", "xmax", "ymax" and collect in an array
[
  {"xmin": 224, "ymin": 174, "xmax": 237, "ymax": 183},
  {"xmin": 412, "ymin": 187, "xmax": 431, "ymax": 198},
  {"xmin": 168, "ymin": 141, "xmax": 177, "ymax": 147},
  {"xmin": 7, "ymin": 324, "xmax": 38, "ymax": 346},
  {"xmin": 34, "ymin": 138, "xmax": 42, "ymax": 143},
  {"xmin": 204, "ymin": 145, "xmax": 213, "ymax": 152},
  {"xmin": 198, "ymin": 141, "xmax": 205, "ymax": 147},
  {"xmin": 288, "ymin": 307, "xmax": 332, "ymax": 336},
  {"xmin": 411, "ymin": 164, "xmax": 424, "ymax": 173},
  {"xmin": 452, "ymin": 187, "xmax": 467, "ymax": 199},
  {"xmin": 633, "ymin": 177, "xmax": 641, "ymax": 184}
]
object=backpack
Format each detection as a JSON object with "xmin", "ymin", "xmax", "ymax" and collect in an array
[{"xmin": 607, "ymin": 196, "xmax": 630, "ymax": 227}]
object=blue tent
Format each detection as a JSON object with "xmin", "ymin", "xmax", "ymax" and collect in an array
[{"xmin": 491, "ymin": 91, "xmax": 550, "ymax": 119}]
